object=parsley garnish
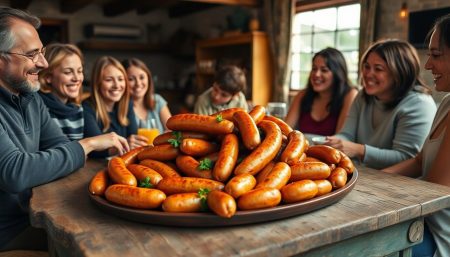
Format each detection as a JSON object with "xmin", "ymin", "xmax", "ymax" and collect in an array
[
  {"xmin": 198, "ymin": 188, "xmax": 210, "ymax": 211},
  {"xmin": 216, "ymin": 114, "xmax": 223, "ymax": 122},
  {"xmin": 198, "ymin": 158, "xmax": 212, "ymax": 170},
  {"xmin": 168, "ymin": 131, "xmax": 182, "ymax": 148},
  {"xmin": 139, "ymin": 177, "xmax": 153, "ymax": 188}
]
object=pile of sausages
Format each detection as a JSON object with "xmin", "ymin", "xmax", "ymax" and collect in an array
[{"xmin": 89, "ymin": 106, "xmax": 355, "ymax": 218}]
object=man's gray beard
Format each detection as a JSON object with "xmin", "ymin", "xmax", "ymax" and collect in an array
[{"xmin": 4, "ymin": 74, "xmax": 40, "ymax": 93}]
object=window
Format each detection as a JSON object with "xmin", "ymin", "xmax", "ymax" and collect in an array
[{"xmin": 290, "ymin": 3, "xmax": 360, "ymax": 90}]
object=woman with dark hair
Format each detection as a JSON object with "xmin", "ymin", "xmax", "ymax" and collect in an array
[
  {"xmin": 383, "ymin": 14, "xmax": 450, "ymax": 257},
  {"xmin": 122, "ymin": 58, "xmax": 171, "ymax": 132},
  {"xmin": 285, "ymin": 47, "xmax": 358, "ymax": 136},
  {"xmin": 326, "ymin": 39, "xmax": 436, "ymax": 169}
]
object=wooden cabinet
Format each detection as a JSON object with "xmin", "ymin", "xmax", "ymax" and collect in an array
[{"xmin": 195, "ymin": 31, "xmax": 273, "ymax": 106}]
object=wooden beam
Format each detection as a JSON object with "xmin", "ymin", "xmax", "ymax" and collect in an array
[
  {"xmin": 60, "ymin": 0, "xmax": 92, "ymax": 14},
  {"xmin": 102, "ymin": 0, "xmax": 137, "ymax": 17},
  {"xmin": 295, "ymin": 0, "xmax": 357, "ymax": 12},
  {"xmin": 168, "ymin": 2, "xmax": 215, "ymax": 18},
  {"xmin": 10, "ymin": 0, "xmax": 32, "ymax": 10},
  {"xmin": 181, "ymin": 0, "xmax": 259, "ymax": 7}
]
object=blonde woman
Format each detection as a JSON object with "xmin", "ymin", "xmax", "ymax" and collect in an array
[{"xmin": 82, "ymin": 56, "xmax": 147, "ymax": 158}]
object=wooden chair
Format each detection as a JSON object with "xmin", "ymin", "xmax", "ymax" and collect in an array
[{"xmin": 0, "ymin": 250, "xmax": 49, "ymax": 257}]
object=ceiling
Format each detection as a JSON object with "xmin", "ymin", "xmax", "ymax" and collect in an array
[{"xmin": 11, "ymin": 0, "xmax": 260, "ymax": 18}]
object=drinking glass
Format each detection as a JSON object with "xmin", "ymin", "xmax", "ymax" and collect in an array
[
  {"xmin": 137, "ymin": 119, "xmax": 159, "ymax": 145},
  {"xmin": 267, "ymin": 102, "xmax": 287, "ymax": 119}
]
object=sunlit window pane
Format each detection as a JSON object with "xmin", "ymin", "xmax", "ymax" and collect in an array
[
  {"xmin": 292, "ymin": 53, "xmax": 301, "ymax": 71},
  {"xmin": 300, "ymin": 34, "xmax": 312, "ymax": 53},
  {"xmin": 290, "ymin": 71, "xmax": 300, "ymax": 90},
  {"xmin": 300, "ymin": 71, "xmax": 310, "ymax": 88},
  {"xmin": 313, "ymin": 8, "xmax": 336, "ymax": 32},
  {"xmin": 342, "ymin": 51, "xmax": 360, "ymax": 73},
  {"xmin": 337, "ymin": 29, "xmax": 359, "ymax": 50},
  {"xmin": 313, "ymin": 32, "xmax": 335, "ymax": 52},
  {"xmin": 300, "ymin": 53, "xmax": 312, "ymax": 71},
  {"xmin": 337, "ymin": 4, "xmax": 361, "ymax": 29},
  {"xmin": 291, "ymin": 34, "xmax": 301, "ymax": 53},
  {"xmin": 294, "ymin": 11, "xmax": 313, "ymax": 34}
]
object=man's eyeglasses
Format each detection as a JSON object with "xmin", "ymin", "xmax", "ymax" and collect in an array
[{"xmin": 1, "ymin": 47, "xmax": 46, "ymax": 63}]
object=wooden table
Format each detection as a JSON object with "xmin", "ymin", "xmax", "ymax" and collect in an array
[{"xmin": 29, "ymin": 159, "xmax": 450, "ymax": 257}]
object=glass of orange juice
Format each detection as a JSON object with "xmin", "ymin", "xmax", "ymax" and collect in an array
[{"xmin": 138, "ymin": 119, "xmax": 159, "ymax": 145}]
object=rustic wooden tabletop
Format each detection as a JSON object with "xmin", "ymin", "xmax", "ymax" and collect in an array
[{"xmin": 30, "ymin": 159, "xmax": 450, "ymax": 257}]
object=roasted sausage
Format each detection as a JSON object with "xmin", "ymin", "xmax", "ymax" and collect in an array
[
  {"xmin": 314, "ymin": 179, "xmax": 333, "ymax": 196},
  {"xmin": 175, "ymin": 155, "xmax": 213, "ymax": 179},
  {"xmin": 224, "ymin": 173, "xmax": 257, "ymax": 199},
  {"xmin": 213, "ymin": 134, "xmax": 239, "ymax": 182},
  {"xmin": 281, "ymin": 179, "xmax": 318, "ymax": 203},
  {"xmin": 306, "ymin": 145, "xmax": 341, "ymax": 164},
  {"xmin": 137, "ymin": 144, "xmax": 179, "ymax": 161},
  {"xmin": 328, "ymin": 167, "xmax": 348, "ymax": 189},
  {"xmin": 127, "ymin": 164, "xmax": 163, "ymax": 186},
  {"xmin": 338, "ymin": 151, "xmax": 355, "ymax": 174},
  {"xmin": 157, "ymin": 177, "xmax": 224, "ymax": 195},
  {"xmin": 162, "ymin": 193, "xmax": 203, "ymax": 213},
  {"xmin": 263, "ymin": 115, "xmax": 293, "ymax": 136},
  {"xmin": 153, "ymin": 131, "xmax": 211, "ymax": 146},
  {"xmin": 179, "ymin": 138, "xmax": 218, "ymax": 157},
  {"xmin": 290, "ymin": 162, "xmax": 331, "ymax": 181},
  {"xmin": 211, "ymin": 107, "xmax": 245, "ymax": 121},
  {"xmin": 233, "ymin": 111, "xmax": 261, "ymax": 150},
  {"xmin": 139, "ymin": 159, "xmax": 181, "ymax": 178},
  {"xmin": 255, "ymin": 161, "xmax": 276, "ymax": 184},
  {"xmin": 108, "ymin": 157, "xmax": 137, "ymax": 186},
  {"xmin": 280, "ymin": 130, "xmax": 307, "ymax": 165},
  {"xmin": 237, "ymin": 187, "xmax": 282, "ymax": 210},
  {"xmin": 248, "ymin": 105, "xmax": 266, "ymax": 124},
  {"xmin": 105, "ymin": 184, "xmax": 166, "ymax": 209},
  {"xmin": 166, "ymin": 114, "xmax": 234, "ymax": 134},
  {"xmin": 120, "ymin": 146, "xmax": 148, "ymax": 165},
  {"xmin": 207, "ymin": 190, "xmax": 237, "ymax": 218},
  {"xmin": 234, "ymin": 120, "xmax": 282, "ymax": 175},
  {"xmin": 89, "ymin": 169, "xmax": 109, "ymax": 196},
  {"xmin": 255, "ymin": 162, "xmax": 291, "ymax": 190}
]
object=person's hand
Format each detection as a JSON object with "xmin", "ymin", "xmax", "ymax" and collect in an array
[
  {"xmin": 128, "ymin": 134, "xmax": 149, "ymax": 149},
  {"xmin": 79, "ymin": 132, "xmax": 130, "ymax": 156},
  {"xmin": 325, "ymin": 136, "xmax": 365, "ymax": 159}
]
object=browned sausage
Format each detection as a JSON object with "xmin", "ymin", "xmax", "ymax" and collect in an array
[
  {"xmin": 139, "ymin": 159, "xmax": 181, "ymax": 178},
  {"xmin": 137, "ymin": 144, "xmax": 179, "ymax": 161},
  {"xmin": 314, "ymin": 179, "xmax": 333, "ymax": 196},
  {"xmin": 237, "ymin": 187, "xmax": 282, "ymax": 210},
  {"xmin": 280, "ymin": 130, "xmax": 307, "ymax": 165},
  {"xmin": 213, "ymin": 134, "xmax": 239, "ymax": 182},
  {"xmin": 105, "ymin": 184, "xmax": 166, "ymax": 209},
  {"xmin": 255, "ymin": 162, "xmax": 291, "ymax": 190},
  {"xmin": 304, "ymin": 156, "xmax": 321, "ymax": 162},
  {"xmin": 290, "ymin": 162, "xmax": 331, "ymax": 181},
  {"xmin": 207, "ymin": 190, "xmax": 237, "ymax": 218},
  {"xmin": 224, "ymin": 173, "xmax": 257, "ymax": 199},
  {"xmin": 166, "ymin": 114, "xmax": 234, "ymax": 134},
  {"xmin": 234, "ymin": 120, "xmax": 282, "ymax": 175},
  {"xmin": 306, "ymin": 145, "xmax": 341, "ymax": 164},
  {"xmin": 127, "ymin": 164, "xmax": 163, "ymax": 186},
  {"xmin": 263, "ymin": 115, "xmax": 293, "ymax": 136},
  {"xmin": 89, "ymin": 169, "xmax": 109, "ymax": 196},
  {"xmin": 248, "ymin": 105, "xmax": 266, "ymax": 124},
  {"xmin": 256, "ymin": 161, "xmax": 275, "ymax": 184},
  {"xmin": 107, "ymin": 157, "xmax": 137, "ymax": 186},
  {"xmin": 281, "ymin": 179, "xmax": 318, "ymax": 203},
  {"xmin": 179, "ymin": 138, "xmax": 218, "ymax": 157},
  {"xmin": 120, "ymin": 146, "xmax": 148, "ymax": 165},
  {"xmin": 157, "ymin": 177, "xmax": 224, "ymax": 195},
  {"xmin": 233, "ymin": 111, "xmax": 261, "ymax": 150},
  {"xmin": 162, "ymin": 193, "xmax": 203, "ymax": 213},
  {"xmin": 211, "ymin": 108, "xmax": 245, "ymax": 121},
  {"xmin": 338, "ymin": 151, "xmax": 355, "ymax": 174},
  {"xmin": 153, "ymin": 131, "xmax": 211, "ymax": 146},
  {"xmin": 175, "ymin": 155, "xmax": 213, "ymax": 179},
  {"xmin": 328, "ymin": 167, "xmax": 348, "ymax": 189}
]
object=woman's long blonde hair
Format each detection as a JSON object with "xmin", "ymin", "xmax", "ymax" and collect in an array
[
  {"xmin": 38, "ymin": 43, "xmax": 84, "ymax": 104},
  {"xmin": 89, "ymin": 56, "xmax": 130, "ymax": 132}
]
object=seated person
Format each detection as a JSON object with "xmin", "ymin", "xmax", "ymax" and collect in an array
[
  {"xmin": 122, "ymin": 58, "xmax": 171, "ymax": 132},
  {"xmin": 82, "ymin": 56, "xmax": 148, "ymax": 158},
  {"xmin": 285, "ymin": 47, "xmax": 358, "ymax": 136},
  {"xmin": 325, "ymin": 39, "xmax": 437, "ymax": 169},
  {"xmin": 38, "ymin": 43, "xmax": 85, "ymax": 140},
  {"xmin": 194, "ymin": 65, "xmax": 248, "ymax": 115}
]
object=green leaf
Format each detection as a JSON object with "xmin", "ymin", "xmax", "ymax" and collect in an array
[
  {"xmin": 198, "ymin": 188, "xmax": 210, "ymax": 211},
  {"xmin": 198, "ymin": 158, "xmax": 212, "ymax": 170},
  {"xmin": 168, "ymin": 138, "xmax": 180, "ymax": 148},
  {"xmin": 215, "ymin": 114, "xmax": 223, "ymax": 122},
  {"xmin": 139, "ymin": 177, "xmax": 153, "ymax": 188},
  {"xmin": 168, "ymin": 131, "xmax": 182, "ymax": 148}
]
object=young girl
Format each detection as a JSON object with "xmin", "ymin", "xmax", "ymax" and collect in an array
[
  {"xmin": 82, "ymin": 56, "xmax": 147, "ymax": 158},
  {"xmin": 122, "ymin": 58, "xmax": 171, "ymax": 132},
  {"xmin": 285, "ymin": 47, "xmax": 358, "ymax": 136}
]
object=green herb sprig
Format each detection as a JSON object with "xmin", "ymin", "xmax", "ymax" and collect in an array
[
  {"xmin": 198, "ymin": 188, "xmax": 210, "ymax": 211},
  {"xmin": 215, "ymin": 114, "xmax": 223, "ymax": 122},
  {"xmin": 139, "ymin": 177, "xmax": 153, "ymax": 188},
  {"xmin": 198, "ymin": 158, "xmax": 212, "ymax": 170},
  {"xmin": 168, "ymin": 131, "xmax": 182, "ymax": 148}
]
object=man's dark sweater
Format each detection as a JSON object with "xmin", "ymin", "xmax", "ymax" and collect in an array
[{"xmin": 0, "ymin": 86, "xmax": 85, "ymax": 247}]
